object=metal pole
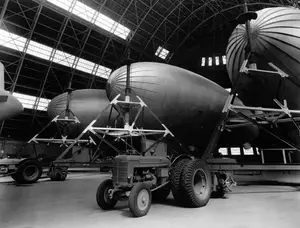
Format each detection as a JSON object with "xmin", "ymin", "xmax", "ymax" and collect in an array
[{"xmin": 124, "ymin": 63, "xmax": 131, "ymax": 128}]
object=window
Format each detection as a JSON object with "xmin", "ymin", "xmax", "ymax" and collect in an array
[
  {"xmin": 218, "ymin": 147, "xmax": 228, "ymax": 155},
  {"xmin": 208, "ymin": 57, "xmax": 212, "ymax": 66},
  {"xmin": 222, "ymin": 55, "xmax": 227, "ymax": 65},
  {"xmin": 201, "ymin": 57, "xmax": 205, "ymax": 66},
  {"xmin": 243, "ymin": 147, "xmax": 254, "ymax": 155},
  {"xmin": 230, "ymin": 147, "xmax": 240, "ymax": 155},
  {"xmin": 215, "ymin": 56, "xmax": 219, "ymax": 66}
]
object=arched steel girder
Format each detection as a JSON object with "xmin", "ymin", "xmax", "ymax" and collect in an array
[
  {"xmin": 38, "ymin": 0, "xmax": 154, "ymax": 61},
  {"xmin": 0, "ymin": 0, "xmax": 9, "ymax": 23},
  {"xmin": 167, "ymin": 1, "xmax": 291, "ymax": 61},
  {"xmin": 9, "ymin": 0, "xmax": 44, "ymax": 93},
  {"xmin": 145, "ymin": 1, "xmax": 213, "ymax": 55},
  {"xmin": 30, "ymin": 0, "xmax": 78, "ymax": 125},
  {"xmin": 67, "ymin": 0, "xmax": 110, "ymax": 89},
  {"xmin": 88, "ymin": 0, "xmax": 147, "ymax": 88},
  {"xmin": 114, "ymin": 0, "xmax": 163, "ymax": 70},
  {"xmin": 144, "ymin": 1, "xmax": 191, "ymax": 54}
]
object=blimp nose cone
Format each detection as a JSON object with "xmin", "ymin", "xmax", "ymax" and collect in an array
[
  {"xmin": 106, "ymin": 66, "xmax": 127, "ymax": 100},
  {"xmin": 0, "ymin": 91, "xmax": 23, "ymax": 121}
]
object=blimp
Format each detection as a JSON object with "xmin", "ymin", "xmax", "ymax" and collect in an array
[
  {"xmin": 226, "ymin": 6, "xmax": 300, "ymax": 146},
  {"xmin": 0, "ymin": 62, "xmax": 23, "ymax": 121},
  {"xmin": 106, "ymin": 62, "xmax": 259, "ymax": 153},
  {"xmin": 47, "ymin": 62, "xmax": 259, "ymax": 155},
  {"xmin": 47, "ymin": 89, "xmax": 120, "ymax": 137}
]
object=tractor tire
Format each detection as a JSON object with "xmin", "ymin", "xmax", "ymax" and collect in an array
[
  {"xmin": 180, "ymin": 159, "xmax": 212, "ymax": 207},
  {"xmin": 170, "ymin": 158, "xmax": 190, "ymax": 205},
  {"xmin": 50, "ymin": 173, "xmax": 67, "ymax": 181},
  {"xmin": 128, "ymin": 182, "xmax": 152, "ymax": 217},
  {"xmin": 13, "ymin": 159, "xmax": 42, "ymax": 184},
  {"xmin": 152, "ymin": 186, "xmax": 170, "ymax": 202},
  {"xmin": 96, "ymin": 179, "xmax": 118, "ymax": 210},
  {"xmin": 49, "ymin": 166, "xmax": 68, "ymax": 181}
]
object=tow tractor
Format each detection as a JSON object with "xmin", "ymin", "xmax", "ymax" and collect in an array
[{"xmin": 90, "ymin": 10, "xmax": 300, "ymax": 217}]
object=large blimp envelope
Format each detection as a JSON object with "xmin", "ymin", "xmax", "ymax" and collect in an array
[{"xmin": 226, "ymin": 6, "xmax": 300, "ymax": 109}]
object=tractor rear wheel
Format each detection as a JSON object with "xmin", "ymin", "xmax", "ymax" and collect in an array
[
  {"xmin": 170, "ymin": 158, "xmax": 190, "ymax": 205},
  {"xmin": 180, "ymin": 159, "xmax": 212, "ymax": 207}
]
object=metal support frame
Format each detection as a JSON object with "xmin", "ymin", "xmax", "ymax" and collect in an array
[
  {"xmin": 26, "ymin": 103, "xmax": 96, "ymax": 163},
  {"xmin": 55, "ymin": 63, "xmax": 178, "ymax": 165}
]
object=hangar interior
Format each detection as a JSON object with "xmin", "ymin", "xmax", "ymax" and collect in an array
[{"xmin": 0, "ymin": 0, "xmax": 300, "ymax": 227}]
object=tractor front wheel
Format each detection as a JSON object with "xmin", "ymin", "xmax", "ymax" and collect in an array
[
  {"xmin": 128, "ymin": 183, "xmax": 152, "ymax": 217},
  {"xmin": 96, "ymin": 179, "xmax": 118, "ymax": 210}
]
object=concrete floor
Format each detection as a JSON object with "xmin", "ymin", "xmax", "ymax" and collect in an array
[{"xmin": 0, "ymin": 173, "xmax": 300, "ymax": 228}]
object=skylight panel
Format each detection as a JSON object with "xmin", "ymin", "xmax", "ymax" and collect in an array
[
  {"xmin": 155, "ymin": 46, "xmax": 163, "ymax": 56},
  {"xmin": 215, "ymin": 56, "xmax": 219, "ymax": 66},
  {"xmin": 53, "ymin": 50, "xmax": 76, "ymax": 68},
  {"xmin": 155, "ymin": 46, "xmax": 170, "ymax": 60},
  {"xmin": 95, "ymin": 64, "xmax": 112, "ymax": 79},
  {"xmin": 47, "ymin": 0, "xmax": 74, "ymax": 11},
  {"xmin": 76, "ymin": 58, "xmax": 95, "ymax": 74},
  {"xmin": 72, "ymin": 1, "xmax": 97, "ymax": 23},
  {"xmin": 94, "ymin": 13, "xmax": 116, "ymax": 33},
  {"xmin": 2, "ymin": 29, "xmax": 111, "ymax": 79},
  {"xmin": 26, "ymin": 40, "xmax": 53, "ymax": 61},
  {"xmin": 36, "ymin": 97, "xmax": 51, "ymax": 111},
  {"xmin": 0, "ymin": 29, "xmax": 27, "ymax": 52},
  {"xmin": 201, "ymin": 57, "xmax": 205, "ymax": 66},
  {"xmin": 208, "ymin": 57, "xmax": 212, "ymax": 66},
  {"xmin": 222, "ymin": 55, "xmax": 226, "ymax": 64},
  {"xmin": 113, "ymin": 24, "xmax": 131, "ymax": 40},
  {"xmin": 47, "ymin": 0, "xmax": 130, "ymax": 40},
  {"xmin": 12, "ymin": 92, "xmax": 36, "ymax": 109}
]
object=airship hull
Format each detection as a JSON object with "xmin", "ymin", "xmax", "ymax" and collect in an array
[
  {"xmin": 0, "ymin": 90, "xmax": 24, "ymax": 121},
  {"xmin": 47, "ymin": 89, "xmax": 119, "ymax": 136},
  {"xmin": 106, "ymin": 62, "xmax": 259, "ymax": 150},
  {"xmin": 226, "ymin": 6, "xmax": 300, "ymax": 147}
]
